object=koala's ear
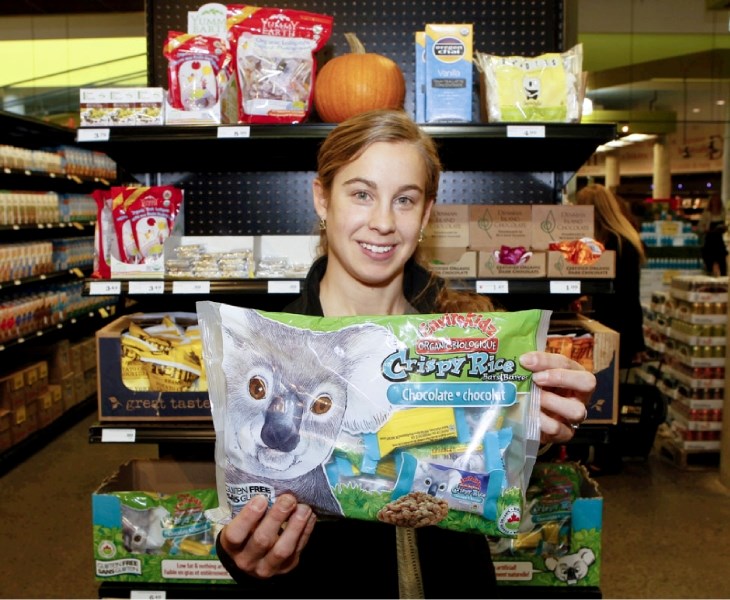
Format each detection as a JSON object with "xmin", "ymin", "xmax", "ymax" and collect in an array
[
  {"xmin": 578, "ymin": 548, "xmax": 596, "ymax": 566},
  {"xmin": 544, "ymin": 556, "xmax": 558, "ymax": 573},
  {"xmin": 338, "ymin": 323, "xmax": 400, "ymax": 433}
]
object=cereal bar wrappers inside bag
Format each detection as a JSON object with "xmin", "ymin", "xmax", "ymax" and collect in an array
[{"xmin": 197, "ymin": 303, "xmax": 549, "ymax": 537}]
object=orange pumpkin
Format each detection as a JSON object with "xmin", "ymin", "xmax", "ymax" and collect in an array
[{"xmin": 314, "ymin": 33, "xmax": 406, "ymax": 123}]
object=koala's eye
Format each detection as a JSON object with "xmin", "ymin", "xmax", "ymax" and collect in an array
[
  {"xmin": 424, "ymin": 477, "xmax": 433, "ymax": 486},
  {"xmin": 311, "ymin": 394, "xmax": 332, "ymax": 415},
  {"xmin": 248, "ymin": 376, "xmax": 267, "ymax": 400},
  {"xmin": 438, "ymin": 482, "xmax": 448, "ymax": 492}
]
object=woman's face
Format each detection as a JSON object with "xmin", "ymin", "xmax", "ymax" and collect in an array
[{"xmin": 314, "ymin": 141, "xmax": 433, "ymax": 288}]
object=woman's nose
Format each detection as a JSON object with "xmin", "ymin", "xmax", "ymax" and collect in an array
[{"xmin": 368, "ymin": 205, "xmax": 396, "ymax": 232}]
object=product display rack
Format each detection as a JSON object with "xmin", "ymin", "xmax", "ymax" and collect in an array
[{"xmin": 643, "ymin": 278, "xmax": 726, "ymax": 468}]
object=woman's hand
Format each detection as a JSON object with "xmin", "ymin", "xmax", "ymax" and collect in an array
[
  {"xmin": 219, "ymin": 494, "xmax": 317, "ymax": 579},
  {"xmin": 519, "ymin": 351, "xmax": 596, "ymax": 444}
]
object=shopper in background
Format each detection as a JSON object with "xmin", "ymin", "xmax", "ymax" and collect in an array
[
  {"xmin": 576, "ymin": 183, "xmax": 647, "ymax": 369},
  {"xmin": 698, "ymin": 193, "xmax": 728, "ymax": 276},
  {"xmin": 214, "ymin": 109, "xmax": 596, "ymax": 599}
]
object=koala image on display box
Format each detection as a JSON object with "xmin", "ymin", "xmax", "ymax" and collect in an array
[{"xmin": 197, "ymin": 302, "xmax": 551, "ymax": 538}]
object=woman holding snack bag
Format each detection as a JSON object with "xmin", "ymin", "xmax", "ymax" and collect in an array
[{"xmin": 214, "ymin": 109, "xmax": 595, "ymax": 598}]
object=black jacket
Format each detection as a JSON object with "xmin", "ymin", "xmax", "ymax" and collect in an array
[
  {"xmin": 591, "ymin": 233, "xmax": 646, "ymax": 368},
  {"xmin": 215, "ymin": 256, "xmax": 496, "ymax": 598}
]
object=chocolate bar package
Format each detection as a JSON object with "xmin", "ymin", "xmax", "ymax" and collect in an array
[{"xmin": 197, "ymin": 303, "xmax": 550, "ymax": 537}]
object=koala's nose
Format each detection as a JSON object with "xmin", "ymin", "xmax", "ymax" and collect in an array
[{"xmin": 261, "ymin": 394, "xmax": 304, "ymax": 452}]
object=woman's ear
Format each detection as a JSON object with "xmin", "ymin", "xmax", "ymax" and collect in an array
[{"xmin": 312, "ymin": 178, "xmax": 328, "ymax": 220}]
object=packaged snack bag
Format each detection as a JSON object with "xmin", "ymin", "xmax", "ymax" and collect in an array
[
  {"xmin": 110, "ymin": 186, "xmax": 183, "ymax": 267},
  {"xmin": 226, "ymin": 5, "xmax": 333, "ymax": 124},
  {"xmin": 164, "ymin": 31, "xmax": 233, "ymax": 112},
  {"xmin": 476, "ymin": 44, "xmax": 583, "ymax": 123},
  {"xmin": 197, "ymin": 303, "xmax": 550, "ymax": 537},
  {"xmin": 92, "ymin": 189, "xmax": 114, "ymax": 279}
]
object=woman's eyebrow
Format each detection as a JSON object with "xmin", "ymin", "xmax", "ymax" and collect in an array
[{"xmin": 342, "ymin": 177, "xmax": 424, "ymax": 195}]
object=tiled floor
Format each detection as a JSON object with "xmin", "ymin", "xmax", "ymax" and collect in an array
[{"xmin": 1, "ymin": 409, "xmax": 729, "ymax": 599}]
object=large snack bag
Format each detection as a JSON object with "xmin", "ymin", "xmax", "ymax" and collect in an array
[
  {"xmin": 198, "ymin": 303, "xmax": 549, "ymax": 537},
  {"xmin": 226, "ymin": 5, "xmax": 333, "ymax": 124}
]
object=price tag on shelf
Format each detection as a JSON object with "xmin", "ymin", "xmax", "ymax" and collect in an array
[
  {"xmin": 506, "ymin": 125, "xmax": 546, "ymax": 138},
  {"xmin": 476, "ymin": 280, "xmax": 509, "ymax": 294},
  {"xmin": 89, "ymin": 281, "xmax": 122, "ymax": 295},
  {"xmin": 131, "ymin": 590, "xmax": 166, "ymax": 600},
  {"xmin": 217, "ymin": 126, "xmax": 251, "ymax": 139},
  {"xmin": 172, "ymin": 280, "xmax": 211, "ymax": 294},
  {"xmin": 550, "ymin": 280, "xmax": 581, "ymax": 294},
  {"xmin": 101, "ymin": 428, "xmax": 136, "ymax": 443},
  {"xmin": 129, "ymin": 281, "xmax": 165, "ymax": 295},
  {"xmin": 77, "ymin": 128, "xmax": 110, "ymax": 142},
  {"xmin": 268, "ymin": 280, "xmax": 301, "ymax": 294}
]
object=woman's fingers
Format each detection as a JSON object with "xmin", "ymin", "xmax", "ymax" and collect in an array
[{"xmin": 220, "ymin": 494, "xmax": 314, "ymax": 578}]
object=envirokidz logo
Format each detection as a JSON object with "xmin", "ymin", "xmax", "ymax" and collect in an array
[
  {"xmin": 418, "ymin": 312, "xmax": 497, "ymax": 337},
  {"xmin": 433, "ymin": 36, "xmax": 465, "ymax": 63}
]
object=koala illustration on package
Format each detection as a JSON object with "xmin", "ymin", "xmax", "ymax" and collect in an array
[
  {"xmin": 544, "ymin": 547, "xmax": 596, "ymax": 585},
  {"xmin": 220, "ymin": 308, "xmax": 399, "ymax": 516},
  {"xmin": 121, "ymin": 505, "xmax": 170, "ymax": 554}
]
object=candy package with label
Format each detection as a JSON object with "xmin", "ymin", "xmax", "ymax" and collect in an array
[
  {"xmin": 164, "ymin": 31, "xmax": 234, "ymax": 112},
  {"xmin": 226, "ymin": 5, "xmax": 333, "ymax": 124},
  {"xmin": 476, "ymin": 44, "xmax": 583, "ymax": 123},
  {"xmin": 197, "ymin": 303, "xmax": 550, "ymax": 536}
]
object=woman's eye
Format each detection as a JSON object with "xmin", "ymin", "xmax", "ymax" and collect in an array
[
  {"xmin": 354, "ymin": 191, "xmax": 370, "ymax": 201},
  {"xmin": 395, "ymin": 196, "xmax": 415, "ymax": 207},
  {"xmin": 311, "ymin": 395, "xmax": 332, "ymax": 414},
  {"xmin": 248, "ymin": 376, "xmax": 267, "ymax": 400}
]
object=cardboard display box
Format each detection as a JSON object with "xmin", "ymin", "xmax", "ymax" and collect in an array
[
  {"xmin": 92, "ymin": 460, "xmax": 233, "ymax": 584},
  {"xmin": 477, "ymin": 251, "xmax": 547, "ymax": 278},
  {"xmin": 97, "ymin": 314, "xmax": 211, "ymax": 421},
  {"xmin": 531, "ymin": 205, "xmax": 594, "ymax": 250},
  {"xmin": 492, "ymin": 462, "xmax": 602, "ymax": 588},
  {"xmin": 422, "ymin": 247, "xmax": 477, "ymax": 278},
  {"xmin": 546, "ymin": 250, "xmax": 616, "ymax": 279},
  {"xmin": 422, "ymin": 204, "xmax": 470, "ymax": 248},
  {"xmin": 549, "ymin": 316, "xmax": 619, "ymax": 425},
  {"xmin": 469, "ymin": 205, "xmax": 532, "ymax": 251}
]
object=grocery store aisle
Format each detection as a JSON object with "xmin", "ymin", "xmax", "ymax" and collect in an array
[{"xmin": 1, "ymin": 411, "xmax": 730, "ymax": 599}]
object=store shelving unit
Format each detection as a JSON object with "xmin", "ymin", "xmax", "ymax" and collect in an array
[
  {"xmin": 643, "ymin": 277, "xmax": 726, "ymax": 467},
  {"xmin": 0, "ymin": 110, "xmax": 121, "ymax": 471}
]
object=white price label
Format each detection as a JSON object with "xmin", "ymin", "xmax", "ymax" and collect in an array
[
  {"xmin": 476, "ymin": 280, "xmax": 509, "ymax": 294},
  {"xmin": 77, "ymin": 128, "xmax": 110, "ymax": 142},
  {"xmin": 217, "ymin": 126, "xmax": 251, "ymax": 139},
  {"xmin": 268, "ymin": 280, "xmax": 301, "ymax": 294},
  {"xmin": 101, "ymin": 428, "xmax": 137, "ymax": 443},
  {"xmin": 172, "ymin": 280, "xmax": 211, "ymax": 294},
  {"xmin": 550, "ymin": 280, "xmax": 581, "ymax": 294},
  {"xmin": 131, "ymin": 591, "xmax": 166, "ymax": 600},
  {"xmin": 89, "ymin": 281, "xmax": 122, "ymax": 295},
  {"xmin": 506, "ymin": 125, "xmax": 546, "ymax": 138},
  {"xmin": 129, "ymin": 281, "xmax": 165, "ymax": 294}
]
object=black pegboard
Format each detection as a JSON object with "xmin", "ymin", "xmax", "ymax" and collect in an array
[
  {"xmin": 149, "ymin": 169, "xmax": 557, "ymax": 235},
  {"xmin": 144, "ymin": 0, "xmax": 569, "ymax": 235}
]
